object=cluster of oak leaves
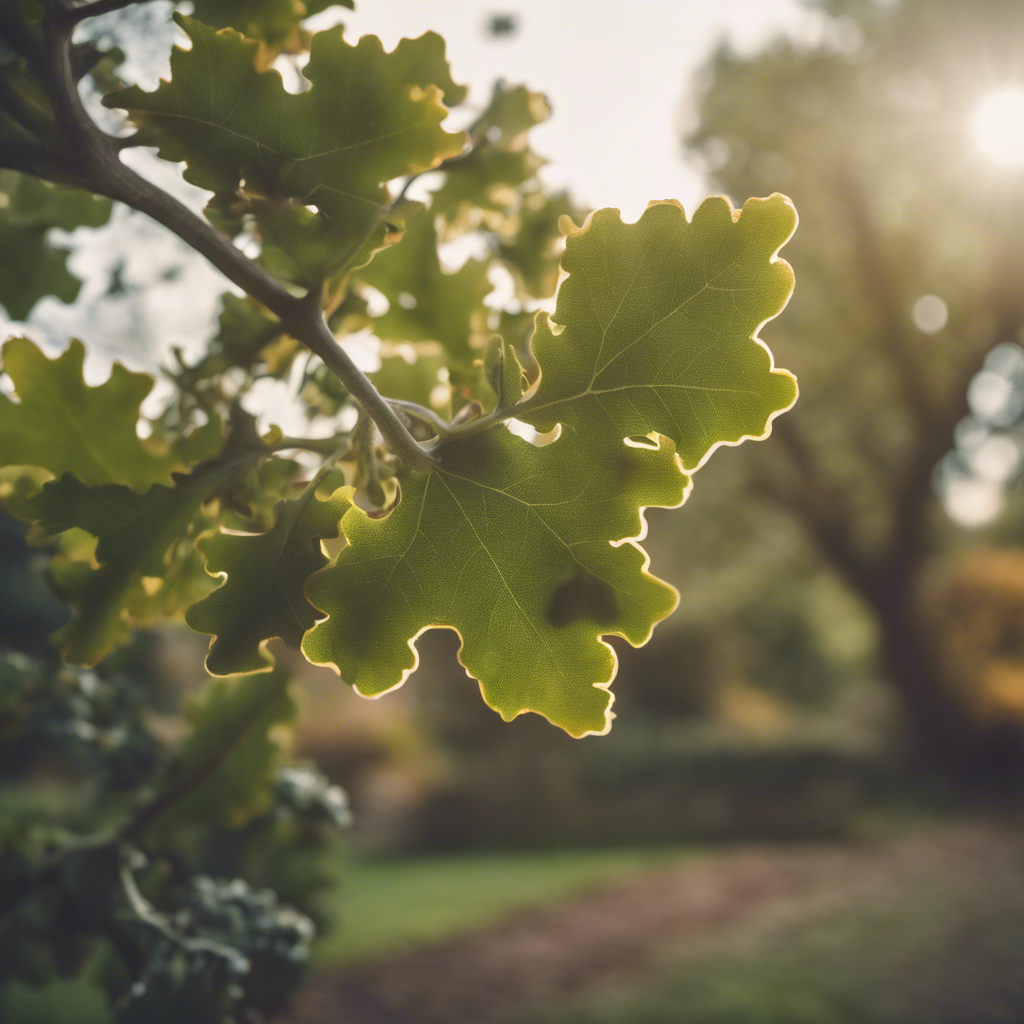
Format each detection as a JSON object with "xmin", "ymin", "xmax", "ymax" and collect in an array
[{"xmin": 0, "ymin": 3, "xmax": 798, "ymax": 740}]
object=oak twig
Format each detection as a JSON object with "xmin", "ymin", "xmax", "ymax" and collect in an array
[{"xmin": 33, "ymin": 0, "xmax": 438, "ymax": 473}]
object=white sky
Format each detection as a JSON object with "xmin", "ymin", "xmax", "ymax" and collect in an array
[
  {"xmin": 324, "ymin": 0, "xmax": 816, "ymax": 220},
  {"xmin": 4, "ymin": 0, "xmax": 822, "ymax": 394}
]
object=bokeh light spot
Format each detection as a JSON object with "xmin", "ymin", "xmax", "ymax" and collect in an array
[
  {"xmin": 971, "ymin": 88, "xmax": 1024, "ymax": 166},
  {"xmin": 911, "ymin": 294, "xmax": 948, "ymax": 334}
]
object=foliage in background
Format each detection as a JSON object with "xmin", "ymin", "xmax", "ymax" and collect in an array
[
  {"xmin": 0, "ymin": 649, "xmax": 349, "ymax": 1023},
  {"xmin": 683, "ymin": 0, "xmax": 1024, "ymax": 784}
]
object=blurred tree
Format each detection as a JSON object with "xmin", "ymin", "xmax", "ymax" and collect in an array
[{"xmin": 686, "ymin": 0, "xmax": 1024, "ymax": 784}]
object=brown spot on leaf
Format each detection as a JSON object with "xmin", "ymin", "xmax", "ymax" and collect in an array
[{"xmin": 546, "ymin": 572, "xmax": 619, "ymax": 627}]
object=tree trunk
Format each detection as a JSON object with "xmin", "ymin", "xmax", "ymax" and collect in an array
[{"xmin": 876, "ymin": 594, "xmax": 1024, "ymax": 790}]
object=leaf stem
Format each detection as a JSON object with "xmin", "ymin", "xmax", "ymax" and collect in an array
[
  {"xmin": 387, "ymin": 395, "xmax": 529, "ymax": 448},
  {"xmin": 271, "ymin": 434, "xmax": 352, "ymax": 456}
]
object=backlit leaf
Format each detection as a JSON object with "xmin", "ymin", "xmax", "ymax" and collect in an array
[
  {"xmin": 14, "ymin": 463, "xmax": 237, "ymax": 665},
  {"xmin": 356, "ymin": 212, "xmax": 491, "ymax": 366},
  {"xmin": 302, "ymin": 428, "xmax": 688, "ymax": 737},
  {"xmin": 187, "ymin": 486, "xmax": 351, "ymax": 675},
  {"xmin": 432, "ymin": 146, "xmax": 544, "ymax": 224},
  {"xmin": 432, "ymin": 82, "xmax": 550, "ymax": 228},
  {"xmin": 302, "ymin": 196, "xmax": 796, "ymax": 735},
  {"xmin": 518, "ymin": 195, "xmax": 798, "ymax": 469},
  {"xmin": 497, "ymin": 189, "xmax": 581, "ymax": 299},
  {"xmin": 0, "ymin": 338, "xmax": 193, "ymax": 489},
  {"xmin": 473, "ymin": 83, "xmax": 551, "ymax": 145},
  {"xmin": 190, "ymin": 0, "xmax": 353, "ymax": 50},
  {"xmin": 106, "ymin": 17, "xmax": 466, "ymax": 280},
  {"xmin": 371, "ymin": 347, "xmax": 452, "ymax": 418}
]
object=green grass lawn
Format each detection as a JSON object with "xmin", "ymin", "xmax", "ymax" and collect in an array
[{"xmin": 315, "ymin": 845, "xmax": 694, "ymax": 964}]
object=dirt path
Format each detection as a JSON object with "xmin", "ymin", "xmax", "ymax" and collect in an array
[{"xmin": 285, "ymin": 823, "xmax": 1019, "ymax": 1024}]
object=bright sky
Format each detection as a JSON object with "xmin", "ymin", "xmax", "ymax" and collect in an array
[
  {"xmin": 320, "ymin": 0, "xmax": 816, "ymax": 219},
  {"xmin": 4, "ymin": 0, "xmax": 822, "ymax": 388}
]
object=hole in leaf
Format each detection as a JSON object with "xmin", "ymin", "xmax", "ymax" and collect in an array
[{"xmin": 624, "ymin": 434, "xmax": 659, "ymax": 449}]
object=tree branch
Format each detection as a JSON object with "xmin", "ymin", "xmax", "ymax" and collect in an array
[
  {"xmin": 34, "ymin": 0, "xmax": 437, "ymax": 473},
  {"xmin": 65, "ymin": 0, "xmax": 149, "ymax": 25},
  {"xmin": 752, "ymin": 416, "xmax": 880, "ymax": 603}
]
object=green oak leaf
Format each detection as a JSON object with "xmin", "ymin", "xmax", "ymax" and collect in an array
[
  {"xmin": 143, "ymin": 669, "xmax": 295, "ymax": 842},
  {"xmin": 432, "ymin": 146, "xmax": 544, "ymax": 225},
  {"xmin": 474, "ymin": 83, "xmax": 551, "ymax": 145},
  {"xmin": 187, "ymin": 486, "xmax": 351, "ymax": 675},
  {"xmin": 0, "ymin": 173, "xmax": 112, "ymax": 320},
  {"xmin": 303, "ymin": 195, "xmax": 796, "ymax": 736},
  {"xmin": 432, "ymin": 82, "xmax": 549, "ymax": 227},
  {"xmin": 517, "ymin": 195, "xmax": 799, "ymax": 469},
  {"xmin": 105, "ymin": 17, "xmax": 466, "ymax": 279},
  {"xmin": 497, "ymin": 189, "xmax": 582, "ymax": 299},
  {"xmin": 0, "ymin": 338, "xmax": 197, "ymax": 489},
  {"xmin": 0, "ymin": 171, "xmax": 112, "ymax": 231},
  {"xmin": 0, "ymin": 224, "xmax": 80, "ymax": 321},
  {"xmin": 302, "ymin": 427, "xmax": 689, "ymax": 737},
  {"xmin": 14, "ymin": 463, "xmax": 236, "ymax": 666},
  {"xmin": 356, "ymin": 212, "xmax": 492, "ymax": 365},
  {"xmin": 190, "ymin": 0, "xmax": 353, "ymax": 50}
]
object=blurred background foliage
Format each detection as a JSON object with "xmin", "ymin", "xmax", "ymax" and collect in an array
[{"xmin": 679, "ymin": 0, "xmax": 1024, "ymax": 787}]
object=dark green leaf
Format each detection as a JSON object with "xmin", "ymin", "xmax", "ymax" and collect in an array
[
  {"xmin": 186, "ymin": 486, "xmax": 351, "ymax": 675},
  {"xmin": 0, "ymin": 224, "xmax": 79, "ymax": 321},
  {"xmin": 143, "ymin": 669, "xmax": 296, "ymax": 841},
  {"xmin": 0, "ymin": 173, "xmax": 112, "ymax": 320}
]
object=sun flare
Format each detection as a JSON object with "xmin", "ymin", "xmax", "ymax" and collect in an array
[{"xmin": 971, "ymin": 88, "xmax": 1024, "ymax": 166}]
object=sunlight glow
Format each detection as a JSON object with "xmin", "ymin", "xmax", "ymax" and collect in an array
[{"xmin": 971, "ymin": 88, "xmax": 1024, "ymax": 166}]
